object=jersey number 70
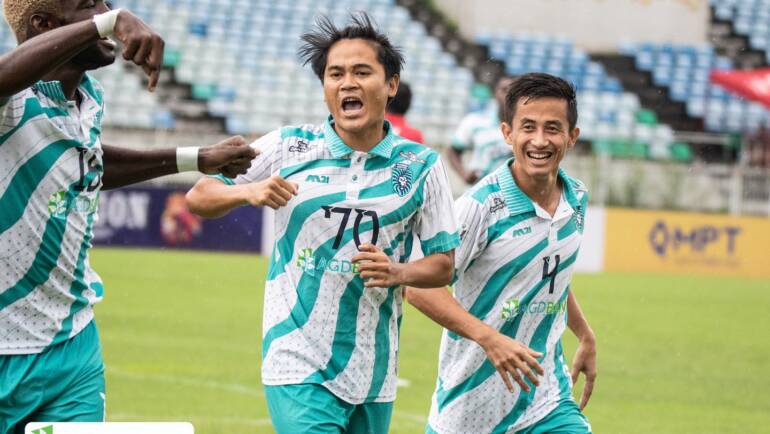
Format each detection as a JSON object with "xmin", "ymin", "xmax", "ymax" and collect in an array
[{"xmin": 322, "ymin": 206, "xmax": 380, "ymax": 249}]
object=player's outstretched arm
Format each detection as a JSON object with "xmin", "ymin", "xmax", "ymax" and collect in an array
[
  {"xmin": 405, "ymin": 286, "xmax": 544, "ymax": 393},
  {"xmin": 567, "ymin": 291, "xmax": 597, "ymax": 410},
  {"xmin": 0, "ymin": 9, "xmax": 164, "ymax": 97},
  {"xmin": 101, "ymin": 136, "xmax": 256, "ymax": 190},
  {"xmin": 186, "ymin": 175, "xmax": 298, "ymax": 219},
  {"xmin": 352, "ymin": 244, "xmax": 454, "ymax": 289}
]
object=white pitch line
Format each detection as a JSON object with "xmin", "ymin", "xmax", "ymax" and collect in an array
[{"xmin": 106, "ymin": 366, "xmax": 263, "ymax": 398}]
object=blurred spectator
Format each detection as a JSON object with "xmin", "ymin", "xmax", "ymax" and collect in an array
[
  {"xmin": 745, "ymin": 126, "xmax": 770, "ymax": 168},
  {"xmin": 386, "ymin": 82, "xmax": 424, "ymax": 144},
  {"xmin": 447, "ymin": 76, "xmax": 514, "ymax": 185}
]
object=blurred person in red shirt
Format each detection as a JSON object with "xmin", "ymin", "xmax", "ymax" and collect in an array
[{"xmin": 386, "ymin": 82, "xmax": 425, "ymax": 143}]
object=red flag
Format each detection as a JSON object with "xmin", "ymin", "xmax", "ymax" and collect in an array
[{"xmin": 710, "ymin": 68, "xmax": 770, "ymax": 109}]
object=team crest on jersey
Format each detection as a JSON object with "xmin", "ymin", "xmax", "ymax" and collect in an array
[
  {"xmin": 398, "ymin": 151, "xmax": 425, "ymax": 164},
  {"xmin": 391, "ymin": 163, "xmax": 413, "ymax": 197},
  {"xmin": 288, "ymin": 139, "xmax": 311, "ymax": 153}
]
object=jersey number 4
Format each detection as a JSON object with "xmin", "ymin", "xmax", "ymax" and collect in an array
[
  {"xmin": 542, "ymin": 255, "xmax": 561, "ymax": 294},
  {"xmin": 322, "ymin": 206, "xmax": 380, "ymax": 249}
]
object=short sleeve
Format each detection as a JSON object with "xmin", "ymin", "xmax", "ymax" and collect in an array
[
  {"xmin": 413, "ymin": 157, "xmax": 460, "ymax": 256},
  {"xmin": 209, "ymin": 129, "xmax": 283, "ymax": 185},
  {"xmin": 452, "ymin": 196, "xmax": 488, "ymax": 282}
]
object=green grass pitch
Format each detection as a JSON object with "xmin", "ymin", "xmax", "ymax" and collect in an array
[{"xmin": 90, "ymin": 247, "xmax": 770, "ymax": 433}]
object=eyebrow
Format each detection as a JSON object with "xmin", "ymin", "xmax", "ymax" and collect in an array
[
  {"xmin": 519, "ymin": 118, "xmax": 564, "ymax": 126},
  {"xmin": 326, "ymin": 63, "xmax": 374, "ymax": 71}
]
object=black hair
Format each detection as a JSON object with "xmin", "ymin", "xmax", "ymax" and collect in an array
[
  {"xmin": 298, "ymin": 12, "xmax": 404, "ymax": 82},
  {"xmin": 503, "ymin": 72, "xmax": 578, "ymax": 130},
  {"xmin": 387, "ymin": 82, "xmax": 412, "ymax": 115}
]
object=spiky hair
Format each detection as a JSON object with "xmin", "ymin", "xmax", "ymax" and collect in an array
[{"xmin": 3, "ymin": 0, "xmax": 62, "ymax": 42}]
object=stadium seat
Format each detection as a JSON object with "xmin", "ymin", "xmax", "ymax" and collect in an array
[{"xmin": 623, "ymin": 40, "xmax": 770, "ymax": 135}]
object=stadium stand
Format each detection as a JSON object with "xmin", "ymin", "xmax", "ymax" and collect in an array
[
  {"xmin": 712, "ymin": 0, "xmax": 770, "ymax": 64},
  {"xmin": 106, "ymin": 0, "xmax": 474, "ymax": 145},
  {"xmin": 619, "ymin": 41, "xmax": 770, "ymax": 135},
  {"xmin": 475, "ymin": 32, "xmax": 683, "ymax": 161}
]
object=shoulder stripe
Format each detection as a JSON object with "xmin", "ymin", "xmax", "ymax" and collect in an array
[
  {"xmin": 280, "ymin": 126, "xmax": 324, "ymax": 141},
  {"xmin": 1, "ymin": 98, "xmax": 68, "ymax": 145},
  {"xmin": 471, "ymin": 183, "xmax": 501, "ymax": 204},
  {"xmin": 279, "ymin": 159, "xmax": 351, "ymax": 179}
]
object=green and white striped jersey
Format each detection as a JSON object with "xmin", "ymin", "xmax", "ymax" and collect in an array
[
  {"xmin": 452, "ymin": 104, "xmax": 512, "ymax": 180},
  {"xmin": 216, "ymin": 117, "xmax": 459, "ymax": 404},
  {"xmin": 429, "ymin": 160, "xmax": 588, "ymax": 433},
  {"xmin": 0, "ymin": 77, "xmax": 105, "ymax": 355}
]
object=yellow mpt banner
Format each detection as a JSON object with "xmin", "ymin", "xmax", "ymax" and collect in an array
[
  {"xmin": 604, "ymin": 208, "xmax": 770, "ymax": 278},
  {"xmin": 25, "ymin": 423, "xmax": 193, "ymax": 434}
]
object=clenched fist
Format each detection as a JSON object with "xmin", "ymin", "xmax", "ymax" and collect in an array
[
  {"xmin": 112, "ymin": 10, "xmax": 165, "ymax": 91},
  {"xmin": 198, "ymin": 136, "xmax": 258, "ymax": 178}
]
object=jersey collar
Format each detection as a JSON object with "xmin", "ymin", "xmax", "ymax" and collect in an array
[
  {"xmin": 495, "ymin": 158, "xmax": 582, "ymax": 216},
  {"xmin": 324, "ymin": 115, "xmax": 396, "ymax": 159},
  {"xmin": 32, "ymin": 74, "xmax": 101, "ymax": 106}
]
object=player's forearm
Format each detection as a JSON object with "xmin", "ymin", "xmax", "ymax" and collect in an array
[
  {"xmin": 102, "ymin": 146, "xmax": 180, "ymax": 190},
  {"xmin": 399, "ymin": 252, "xmax": 454, "ymax": 288},
  {"xmin": 0, "ymin": 20, "xmax": 100, "ymax": 98},
  {"xmin": 185, "ymin": 178, "xmax": 248, "ymax": 219},
  {"xmin": 406, "ymin": 286, "xmax": 497, "ymax": 344},
  {"xmin": 567, "ymin": 291, "xmax": 595, "ymax": 343}
]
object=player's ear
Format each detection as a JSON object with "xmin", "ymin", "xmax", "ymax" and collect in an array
[
  {"xmin": 501, "ymin": 121, "xmax": 513, "ymax": 145},
  {"xmin": 29, "ymin": 12, "xmax": 61, "ymax": 37},
  {"xmin": 568, "ymin": 127, "xmax": 580, "ymax": 149},
  {"xmin": 387, "ymin": 74, "xmax": 400, "ymax": 98}
]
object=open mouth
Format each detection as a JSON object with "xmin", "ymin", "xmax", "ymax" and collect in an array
[
  {"xmin": 526, "ymin": 150, "xmax": 554, "ymax": 161},
  {"xmin": 341, "ymin": 96, "xmax": 364, "ymax": 115}
]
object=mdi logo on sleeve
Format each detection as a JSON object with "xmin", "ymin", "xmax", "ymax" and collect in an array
[{"xmin": 26, "ymin": 423, "xmax": 194, "ymax": 434}]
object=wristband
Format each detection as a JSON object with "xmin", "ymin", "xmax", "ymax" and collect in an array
[
  {"xmin": 93, "ymin": 9, "xmax": 122, "ymax": 38},
  {"xmin": 176, "ymin": 147, "xmax": 200, "ymax": 172}
]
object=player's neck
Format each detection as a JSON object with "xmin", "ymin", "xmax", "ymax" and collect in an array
[
  {"xmin": 42, "ymin": 65, "xmax": 85, "ymax": 102},
  {"xmin": 510, "ymin": 162, "xmax": 562, "ymax": 216},
  {"xmin": 335, "ymin": 121, "xmax": 387, "ymax": 153}
]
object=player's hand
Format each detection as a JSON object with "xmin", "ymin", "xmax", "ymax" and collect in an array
[
  {"xmin": 244, "ymin": 176, "xmax": 298, "ymax": 209},
  {"xmin": 477, "ymin": 331, "xmax": 544, "ymax": 393},
  {"xmin": 352, "ymin": 243, "xmax": 405, "ymax": 288},
  {"xmin": 571, "ymin": 334, "xmax": 597, "ymax": 411},
  {"xmin": 198, "ymin": 136, "xmax": 258, "ymax": 178},
  {"xmin": 112, "ymin": 10, "xmax": 165, "ymax": 91}
]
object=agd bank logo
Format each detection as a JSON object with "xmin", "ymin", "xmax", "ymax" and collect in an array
[{"xmin": 648, "ymin": 219, "xmax": 741, "ymax": 260}]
